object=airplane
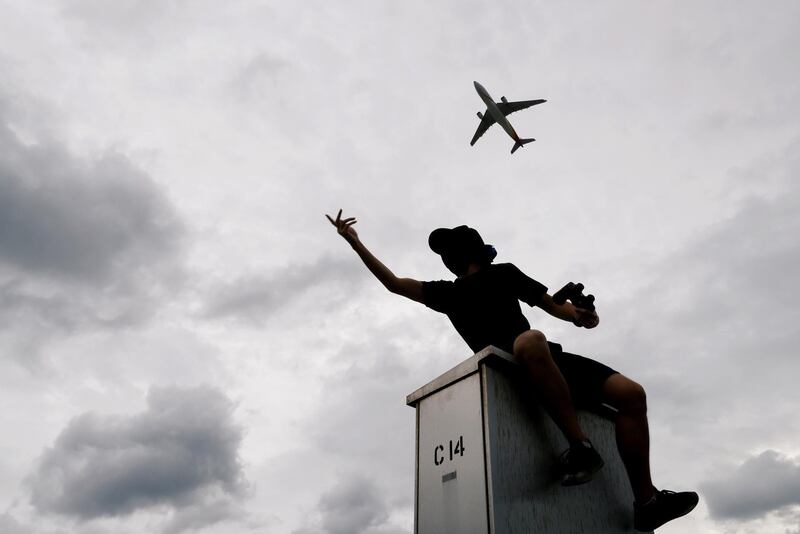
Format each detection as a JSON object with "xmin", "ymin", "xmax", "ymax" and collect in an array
[{"xmin": 470, "ymin": 81, "xmax": 546, "ymax": 154}]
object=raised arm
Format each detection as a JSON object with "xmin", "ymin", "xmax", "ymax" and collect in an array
[
  {"xmin": 538, "ymin": 293, "xmax": 600, "ymax": 329},
  {"xmin": 326, "ymin": 209, "xmax": 424, "ymax": 303}
]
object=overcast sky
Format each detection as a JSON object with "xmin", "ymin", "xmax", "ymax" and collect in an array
[{"xmin": 1, "ymin": 1, "xmax": 799, "ymax": 533}]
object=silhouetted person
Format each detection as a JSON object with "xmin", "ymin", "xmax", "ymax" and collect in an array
[{"xmin": 326, "ymin": 210, "xmax": 698, "ymax": 532}]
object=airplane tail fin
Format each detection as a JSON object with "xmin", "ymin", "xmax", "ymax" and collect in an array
[{"xmin": 511, "ymin": 138, "xmax": 535, "ymax": 154}]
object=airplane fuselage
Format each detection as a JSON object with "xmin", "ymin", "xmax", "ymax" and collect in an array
[{"xmin": 474, "ymin": 81, "xmax": 521, "ymax": 142}]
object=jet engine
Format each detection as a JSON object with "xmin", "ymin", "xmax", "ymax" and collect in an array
[
  {"xmin": 501, "ymin": 96, "xmax": 508, "ymax": 104},
  {"xmin": 477, "ymin": 111, "xmax": 483, "ymax": 119}
]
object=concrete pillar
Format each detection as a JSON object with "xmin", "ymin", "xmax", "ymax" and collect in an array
[{"xmin": 406, "ymin": 346, "xmax": 650, "ymax": 534}]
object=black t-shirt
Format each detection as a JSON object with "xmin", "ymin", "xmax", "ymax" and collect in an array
[{"xmin": 421, "ymin": 263, "xmax": 548, "ymax": 354}]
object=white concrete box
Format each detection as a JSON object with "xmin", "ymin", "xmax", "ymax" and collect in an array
[{"xmin": 406, "ymin": 346, "xmax": 650, "ymax": 534}]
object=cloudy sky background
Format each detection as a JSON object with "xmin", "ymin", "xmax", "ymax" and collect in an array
[{"xmin": 1, "ymin": 1, "xmax": 798, "ymax": 532}]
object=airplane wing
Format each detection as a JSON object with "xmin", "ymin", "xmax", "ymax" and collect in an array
[
  {"xmin": 470, "ymin": 110, "xmax": 496, "ymax": 146},
  {"xmin": 496, "ymin": 99, "xmax": 547, "ymax": 117}
]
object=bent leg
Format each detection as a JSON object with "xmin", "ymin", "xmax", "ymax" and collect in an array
[
  {"xmin": 602, "ymin": 373, "xmax": 655, "ymax": 503},
  {"xmin": 513, "ymin": 330, "xmax": 586, "ymax": 444}
]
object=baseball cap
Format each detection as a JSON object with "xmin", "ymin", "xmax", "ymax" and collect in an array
[{"xmin": 428, "ymin": 225, "xmax": 497, "ymax": 263}]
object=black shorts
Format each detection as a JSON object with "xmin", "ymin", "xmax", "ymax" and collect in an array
[{"xmin": 548, "ymin": 342, "xmax": 619, "ymax": 408}]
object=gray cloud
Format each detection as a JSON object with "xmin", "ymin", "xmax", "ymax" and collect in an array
[
  {"xmin": 700, "ymin": 450, "xmax": 800, "ymax": 520},
  {"xmin": 294, "ymin": 475, "xmax": 408, "ymax": 534},
  {"xmin": 0, "ymin": 97, "xmax": 184, "ymax": 348},
  {"xmin": 202, "ymin": 255, "xmax": 364, "ymax": 323},
  {"xmin": 0, "ymin": 122, "xmax": 181, "ymax": 284},
  {"xmin": 28, "ymin": 386, "xmax": 247, "ymax": 528}
]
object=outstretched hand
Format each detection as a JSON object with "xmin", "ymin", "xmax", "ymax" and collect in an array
[
  {"xmin": 325, "ymin": 209, "xmax": 359, "ymax": 246},
  {"xmin": 574, "ymin": 307, "xmax": 599, "ymax": 329}
]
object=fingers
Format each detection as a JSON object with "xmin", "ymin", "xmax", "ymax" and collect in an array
[
  {"xmin": 326, "ymin": 210, "xmax": 357, "ymax": 233},
  {"xmin": 582, "ymin": 311, "xmax": 599, "ymax": 328},
  {"xmin": 574, "ymin": 308, "xmax": 598, "ymax": 328},
  {"xmin": 326, "ymin": 211, "xmax": 355, "ymax": 225}
]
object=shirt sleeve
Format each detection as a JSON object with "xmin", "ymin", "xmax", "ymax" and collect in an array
[
  {"xmin": 421, "ymin": 280, "xmax": 454, "ymax": 314},
  {"xmin": 505, "ymin": 263, "xmax": 548, "ymax": 307}
]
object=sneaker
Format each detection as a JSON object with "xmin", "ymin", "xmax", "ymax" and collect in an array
[
  {"xmin": 634, "ymin": 487, "xmax": 699, "ymax": 531},
  {"xmin": 559, "ymin": 440, "xmax": 604, "ymax": 486}
]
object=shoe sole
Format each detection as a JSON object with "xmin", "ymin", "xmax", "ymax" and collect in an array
[
  {"xmin": 634, "ymin": 495, "xmax": 699, "ymax": 532},
  {"xmin": 561, "ymin": 459, "xmax": 605, "ymax": 487}
]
